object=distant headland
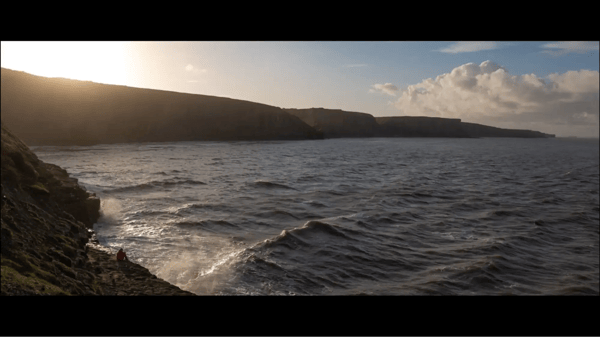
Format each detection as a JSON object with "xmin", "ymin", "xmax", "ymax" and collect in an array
[
  {"xmin": 284, "ymin": 108, "xmax": 554, "ymax": 139},
  {"xmin": 1, "ymin": 67, "xmax": 554, "ymax": 146}
]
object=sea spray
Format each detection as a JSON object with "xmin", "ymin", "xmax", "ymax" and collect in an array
[
  {"xmin": 91, "ymin": 198, "xmax": 126, "ymax": 253},
  {"xmin": 151, "ymin": 234, "xmax": 248, "ymax": 294}
]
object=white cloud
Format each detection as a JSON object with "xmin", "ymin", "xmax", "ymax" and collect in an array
[
  {"xmin": 547, "ymin": 69, "xmax": 599, "ymax": 95},
  {"xmin": 570, "ymin": 111, "xmax": 599, "ymax": 125},
  {"xmin": 541, "ymin": 41, "xmax": 599, "ymax": 55},
  {"xmin": 369, "ymin": 83, "xmax": 399, "ymax": 96},
  {"xmin": 389, "ymin": 60, "xmax": 599, "ymax": 134},
  {"xmin": 437, "ymin": 42, "xmax": 500, "ymax": 54},
  {"xmin": 185, "ymin": 64, "xmax": 207, "ymax": 74},
  {"xmin": 344, "ymin": 64, "xmax": 368, "ymax": 67}
]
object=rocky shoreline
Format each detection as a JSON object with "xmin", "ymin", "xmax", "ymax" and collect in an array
[{"xmin": 1, "ymin": 124, "xmax": 195, "ymax": 295}]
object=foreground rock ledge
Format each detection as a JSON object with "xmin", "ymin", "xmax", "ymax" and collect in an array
[{"xmin": 1, "ymin": 123, "xmax": 194, "ymax": 295}]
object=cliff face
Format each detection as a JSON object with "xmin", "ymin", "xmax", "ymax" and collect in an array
[
  {"xmin": 1, "ymin": 68, "xmax": 323, "ymax": 146},
  {"xmin": 287, "ymin": 110, "xmax": 554, "ymax": 139},
  {"xmin": 1, "ymin": 124, "xmax": 194, "ymax": 295},
  {"xmin": 375, "ymin": 116, "xmax": 472, "ymax": 138},
  {"xmin": 0, "ymin": 68, "xmax": 554, "ymax": 143},
  {"xmin": 284, "ymin": 108, "xmax": 380, "ymax": 138},
  {"xmin": 459, "ymin": 122, "xmax": 555, "ymax": 138}
]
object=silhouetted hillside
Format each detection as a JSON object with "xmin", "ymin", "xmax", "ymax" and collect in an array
[
  {"xmin": 1, "ymin": 68, "xmax": 323, "ymax": 146},
  {"xmin": 284, "ymin": 107, "xmax": 554, "ymax": 139},
  {"xmin": 376, "ymin": 116, "xmax": 472, "ymax": 138},
  {"xmin": 376, "ymin": 117, "xmax": 554, "ymax": 138},
  {"xmin": 459, "ymin": 122, "xmax": 554, "ymax": 138},
  {"xmin": 1, "ymin": 68, "xmax": 554, "ymax": 144},
  {"xmin": 284, "ymin": 108, "xmax": 380, "ymax": 138}
]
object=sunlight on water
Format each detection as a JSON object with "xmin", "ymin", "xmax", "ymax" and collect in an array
[{"xmin": 33, "ymin": 138, "xmax": 599, "ymax": 295}]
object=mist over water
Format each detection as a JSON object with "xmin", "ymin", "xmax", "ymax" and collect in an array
[{"xmin": 32, "ymin": 137, "xmax": 599, "ymax": 295}]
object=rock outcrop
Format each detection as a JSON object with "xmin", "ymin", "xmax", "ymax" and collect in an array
[
  {"xmin": 1, "ymin": 68, "xmax": 323, "ymax": 146},
  {"xmin": 1, "ymin": 124, "xmax": 194, "ymax": 295},
  {"xmin": 283, "ymin": 108, "xmax": 380, "ymax": 138}
]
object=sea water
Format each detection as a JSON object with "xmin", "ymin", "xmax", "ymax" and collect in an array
[{"xmin": 32, "ymin": 137, "xmax": 599, "ymax": 295}]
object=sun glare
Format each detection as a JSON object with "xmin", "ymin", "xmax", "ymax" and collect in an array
[{"xmin": 1, "ymin": 41, "xmax": 131, "ymax": 86}]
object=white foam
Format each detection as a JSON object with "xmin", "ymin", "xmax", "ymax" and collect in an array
[
  {"xmin": 147, "ymin": 235, "xmax": 247, "ymax": 295},
  {"xmin": 97, "ymin": 198, "xmax": 124, "ymax": 227}
]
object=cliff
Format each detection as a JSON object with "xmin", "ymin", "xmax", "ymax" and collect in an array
[
  {"xmin": 459, "ymin": 122, "xmax": 555, "ymax": 138},
  {"xmin": 1, "ymin": 67, "xmax": 554, "ymax": 143},
  {"xmin": 0, "ymin": 68, "xmax": 323, "ymax": 146},
  {"xmin": 375, "ymin": 116, "xmax": 472, "ymax": 138},
  {"xmin": 284, "ymin": 108, "xmax": 380, "ymax": 138},
  {"xmin": 284, "ymin": 108, "xmax": 553, "ymax": 139},
  {"xmin": 376, "ymin": 117, "xmax": 554, "ymax": 138},
  {"xmin": 1, "ymin": 124, "xmax": 194, "ymax": 295}
]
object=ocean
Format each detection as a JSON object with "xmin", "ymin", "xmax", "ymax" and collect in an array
[{"xmin": 31, "ymin": 137, "xmax": 599, "ymax": 295}]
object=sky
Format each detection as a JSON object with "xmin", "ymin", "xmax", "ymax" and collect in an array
[{"xmin": 1, "ymin": 41, "xmax": 598, "ymax": 137}]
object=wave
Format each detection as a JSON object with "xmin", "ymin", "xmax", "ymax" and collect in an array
[
  {"xmin": 251, "ymin": 180, "xmax": 297, "ymax": 190},
  {"xmin": 483, "ymin": 208, "xmax": 529, "ymax": 218},
  {"xmin": 314, "ymin": 189, "xmax": 345, "ymax": 196},
  {"xmin": 302, "ymin": 200, "xmax": 328, "ymax": 208},
  {"xmin": 107, "ymin": 178, "xmax": 206, "ymax": 193},
  {"xmin": 257, "ymin": 221, "xmax": 360, "ymax": 252},
  {"xmin": 249, "ymin": 209, "xmax": 315, "ymax": 221},
  {"xmin": 229, "ymin": 220, "xmax": 415, "ymax": 294},
  {"xmin": 296, "ymin": 175, "xmax": 324, "ymax": 183},
  {"xmin": 172, "ymin": 219, "xmax": 239, "ymax": 231},
  {"xmin": 174, "ymin": 202, "xmax": 236, "ymax": 216}
]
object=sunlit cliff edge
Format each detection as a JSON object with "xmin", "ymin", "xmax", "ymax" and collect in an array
[{"xmin": 1, "ymin": 124, "xmax": 195, "ymax": 295}]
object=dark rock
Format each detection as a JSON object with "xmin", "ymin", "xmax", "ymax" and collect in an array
[
  {"xmin": 1, "ymin": 124, "xmax": 193, "ymax": 295},
  {"xmin": 85, "ymin": 196, "xmax": 101, "ymax": 225},
  {"xmin": 25, "ymin": 248, "xmax": 41, "ymax": 260},
  {"xmin": 1, "ymin": 227, "xmax": 13, "ymax": 255},
  {"xmin": 48, "ymin": 250, "xmax": 73, "ymax": 268}
]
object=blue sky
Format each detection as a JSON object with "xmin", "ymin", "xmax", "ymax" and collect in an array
[{"xmin": 1, "ymin": 41, "xmax": 598, "ymax": 137}]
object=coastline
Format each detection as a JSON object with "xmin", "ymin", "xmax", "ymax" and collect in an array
[
  {"xmin": 1, "ymin": 123, "xmax": 195, "ymax": 295},
  {"xmin": 1, "ymin": 67, "xmax": 554, "ymax": 147}
]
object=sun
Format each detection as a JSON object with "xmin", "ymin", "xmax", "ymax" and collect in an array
[{"xmin": 1, "ymin": 41, "xmax": 132, "ymax": 86}]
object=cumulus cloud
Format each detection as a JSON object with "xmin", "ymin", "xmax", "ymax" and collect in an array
[
  {"xmin": 437, "ymin": 42, "xmax": 500, "ymax": 54},
  {"xmin": 369, "ymin": 83, "xmax": 399, "ymax": 96},
  {"xmin": 541, "ymin": 41, "xmax": 599, "ymax": 56},
  {"xmin": 389, "ymin": 60, "xmax": 599, "ymax": 135}
]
